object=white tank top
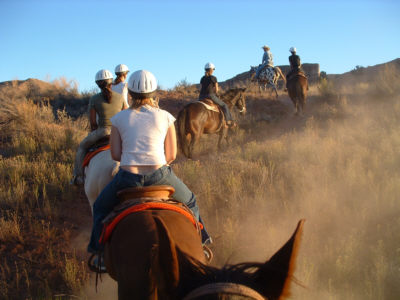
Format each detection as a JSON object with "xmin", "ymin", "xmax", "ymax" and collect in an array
[
  {"xmin": 111, "ymin": 82, "xmax": 128, "ymax": 107},
  {"xmin": 110, "ymin": 105, "xmax": 176, "ymax": 166}
]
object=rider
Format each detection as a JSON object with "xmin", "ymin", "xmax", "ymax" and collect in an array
[
  {"xmin": 255, "ymin": 45, "xmax": 274, "ymax": 79},
  {"xmin": 286, "ymin": 47, "xmax": 303, "ymax": 80},
  {"xmin": 70, "ymin": 69, "xmax": 127, "ymax": 185},
  {"xmin": 87, "ymin": 70, "xmax": 211, "ymax": 264},
  {"xmin": 112, "ymin": 64, "xmax": 130, "ymax": 107},
  {"xmin": 199, "ymin": 62, "xmax": 234, "ymax": 127}
]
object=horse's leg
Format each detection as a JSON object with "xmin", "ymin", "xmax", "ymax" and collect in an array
[
  {"xmin": 217, "ymin": 127, "xmax": 228, "ymax": 150},
  {"xmin": 188, "ymin": 129, "xmax": 201, "ymax": 159},
  {"xmin": 295, "ymin": 99, "xmax": 299, "ymax": 116},
  {"xmin": 274, "ymin": 86, "xmax": 278, "ymax": 100}
]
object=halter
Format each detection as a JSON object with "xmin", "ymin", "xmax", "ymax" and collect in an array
[{"xmin": 183, "ymin": 282, "xmax": 266, "ymax": 300}]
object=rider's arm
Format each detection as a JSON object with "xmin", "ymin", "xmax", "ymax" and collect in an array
[
  {"xmin": 164, "ymin": 124, "xmax": 177, "ymax": 164},
  {"xmin": 215, "ymin": 82, "xmax": 219, "ymax": 94},
  {"xmin": 89, "ymin": 108, "xmax": 98, "ymax": 131},
  {"xmin": 110, "ymin": 125, "xmax": 122, "ymax": 162}
]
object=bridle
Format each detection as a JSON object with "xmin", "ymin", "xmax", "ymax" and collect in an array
[{"xmin": 183, "ymin": 282, "xmax": 266, "ymax": 300}]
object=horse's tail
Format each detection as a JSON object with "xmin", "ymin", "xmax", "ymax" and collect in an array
[
  {"xmin": 275, "ymin": 67, "xmax": 287, "ymax": 85},
  {"xmin": 177, "ymin": 107, "xmax": 190, "ymax": 157}
]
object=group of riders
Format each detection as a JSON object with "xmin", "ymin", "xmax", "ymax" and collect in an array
[
  {"xmin": 70, "ymin": 45, "xmax": 304, "ymax": 270},
  {"xmin": 255, "ymin": 45, "xmax": 305, "ymax": 86}
]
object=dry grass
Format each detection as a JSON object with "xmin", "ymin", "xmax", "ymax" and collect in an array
[{"xmin": 0, "ymin": 84, "xmax": 91, "ymax": 299}]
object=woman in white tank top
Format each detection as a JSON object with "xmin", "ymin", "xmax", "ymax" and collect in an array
[{"xmin": 88, "ymin": 70, "xmax": 211, "ymax": 257}]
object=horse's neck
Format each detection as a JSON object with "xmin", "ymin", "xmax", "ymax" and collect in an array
[{"xmin": 221, "ymin": 92, "xmax": 239, "ymax": 107}]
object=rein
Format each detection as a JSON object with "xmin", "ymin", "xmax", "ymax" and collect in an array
[{"xmin": 183, "ymin": 282, "xmax": 266, "ymax": 300}]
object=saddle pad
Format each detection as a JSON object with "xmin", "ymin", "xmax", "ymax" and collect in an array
[
  {"xmin": 82, "ymin": 144, "xmax": 110, "ymax": 168},
  {"xmin": 197, "ymin": 100, "xmax": 220, "ymax": 112},
  {"xmin": 99, "ymin": 202, "xmax": 204, "ymax": 244}
]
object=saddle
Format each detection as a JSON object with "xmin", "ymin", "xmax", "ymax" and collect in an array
[
  {"xmin": 82, "ymin": 136, "xmax": 110, "ymax": 168},
  {"xmin": 287, "ymin": 70, "xmax": 307, "ymax": 81},
  {"xmin": 198, "ymin": 99, "xmax": 220, "ymax": 112},
  {"xmin": 99, "ymin": 185, "xmax": 203, "ymax": 245}
]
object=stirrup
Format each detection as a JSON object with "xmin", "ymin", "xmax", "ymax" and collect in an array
[
  {"xmin": 88, "ymin": 253, "xmax": 107, "ymax": 273},
  {"xmin": 203, "ymin": 245, "xmax": 213, "ymax": 262},
  {"xmin": 70, "ymin": 176, "xmax": 84, "ymax": 186}
]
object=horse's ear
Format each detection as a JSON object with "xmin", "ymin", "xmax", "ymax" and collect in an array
[
  {"xmin": 254, "ymin": 219, "xmax": 305, "ymax": 300},
  {"xmin": 154, "ymin": 216, "xmax": 180, "ymax": 289}
]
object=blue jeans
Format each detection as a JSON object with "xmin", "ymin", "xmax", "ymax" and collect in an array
[
  {"xmin": 88, "ymin": 166, "xmax": 210, "ymax": 253},
  {"xmin": 255, "ymin": 63, "xmax": 266, "ymax": 78}
]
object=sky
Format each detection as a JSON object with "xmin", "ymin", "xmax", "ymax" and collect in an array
[{"xmin": 0, "ymin": 0, "xmax": 399, "ymax": 92}]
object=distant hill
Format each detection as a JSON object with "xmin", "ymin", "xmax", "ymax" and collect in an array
[
  {"xmin": 0, "ymin": 78, "xmax": 90, "ymax": 118},
  {"xmin": 327, "ymin": 58, "xmax": 400, "ymax": 87}
]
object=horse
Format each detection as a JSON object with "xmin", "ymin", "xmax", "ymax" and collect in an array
[
  {"xmin": 250, "ymin": 66, "xmax": 286, "ymax": 99},
  {"xmin": 103, "ymin": 199, "xmax": 304, "ymax": 300},
  {"xmin": 286, "ymin": 72, "xmax": 308, "ymax": 115},
  {"xmin": 84, "ymin": 149, "xmax": 119, "ymax": 211},
  {"xmin": 176, "ymin": 88, "xmax": 246, "ymax": 159}
]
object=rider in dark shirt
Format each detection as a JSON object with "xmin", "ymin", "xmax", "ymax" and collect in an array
[
  {"xmin": 199, "ymin": 62, "xmax": 234, "ymax": 126},
  {"xmin": 286, "ymin": 47, "xmax": 303, "ymax": 81}
]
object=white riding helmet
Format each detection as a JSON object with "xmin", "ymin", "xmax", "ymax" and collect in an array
[
  {"xmin": 95, "ymin": 69, "xmax": 113, "ymax": 81},
  {"xmin": 115, "ymin": 64, "xmax": 129, "ymax": 74},
  {"xmin": 289, "ymin": 47, "xmax": 297, "ymax": 53},
  {"xmin": 128, "ymin": 70, "xmax": 157, "ymax": 93},
  {"xmin": 204, "ymin": 62, "xmax": 215, "ymax": 70}
]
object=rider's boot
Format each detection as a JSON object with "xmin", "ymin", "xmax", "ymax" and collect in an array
[{"xmin": 70, "ymin": 175, "xmax": 84, "ymax": 186}]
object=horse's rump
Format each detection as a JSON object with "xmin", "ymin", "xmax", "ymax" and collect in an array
[
  {"xmin": 82, "ymin": 144, "xmax": 110, "ymax": 168},
  {"xmin": 104, "ymin": 205, "xmax": 206, "ymax": 284},
  {"xmin": 100, "ymin": 197, "xmax": 203, "ymax": 245}
]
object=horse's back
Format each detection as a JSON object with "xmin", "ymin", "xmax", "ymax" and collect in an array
[
  {"xmin": 108, "ymin": 209, "xmax": 204, "ymax": 260},
  {"xmin": 287, "ymin": 75, "xmax": 308, "ymax": 100}
]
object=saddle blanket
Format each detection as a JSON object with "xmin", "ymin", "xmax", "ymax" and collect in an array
[
  {"xmin": 99, "ymin": 201, "xmax": 203, "ymax": 244},
  {"xmin": 82, "ymin": 144, "xmax": 110, "ymax": 168},
  {"xmin": 195, "ymin": 100, "xmax": 219, "ymax": 112}
]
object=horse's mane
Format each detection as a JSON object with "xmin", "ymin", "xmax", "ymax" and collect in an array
[
  {"xmin": 220, "ymin": 88, "xmax": 244, "ymax": 104},
  {"xmin": 176, "ymin": 247, "xmax": 265, "ymax": 298}
]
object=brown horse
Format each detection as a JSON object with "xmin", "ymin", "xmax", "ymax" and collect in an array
[
  {"xmin": 176, "ymin": 88, "xmax": 246, "ymax": 159},
  {"xmin": 287, "ymin": 72, "xmax": 308, "ymax": 115},
  {"xmin": 103, "ymin": 196, "xmax": 305, "ymax": 300}
]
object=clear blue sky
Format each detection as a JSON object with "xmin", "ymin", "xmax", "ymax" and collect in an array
[{"xmin": 0, "ymin": 0, "xmax": 399, "ymax": 92}]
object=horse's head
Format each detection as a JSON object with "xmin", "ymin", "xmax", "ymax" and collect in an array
[
  {"xmin": 177, "ymin": 220, "xmax": 305, "ymax": 300},
  {"xmin": 221, "ymin": 88, "xmax": 247, "ymax": 115},
  {"xmin": 235, "ymin": 88, "xmax": 247, "ymax": 115}
]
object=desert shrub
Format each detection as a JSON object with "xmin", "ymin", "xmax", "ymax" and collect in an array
[{"xmin": 318, "ymin": 77, "xmax": 336, "ymax": 98}]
